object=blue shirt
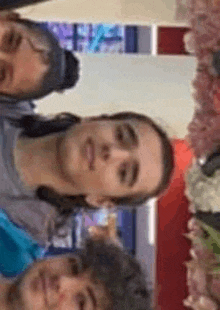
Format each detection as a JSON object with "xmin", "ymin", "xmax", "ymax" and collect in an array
[{"xmin": 0, "ymin": 210, "xmax": 44, "ymax": 277}]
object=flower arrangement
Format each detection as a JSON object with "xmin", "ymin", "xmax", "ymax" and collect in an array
[
  {"xmin": 185, "ymin": 162, "xmax": 220, "ymax": 213},
  {"xmin": 181, "ymin": 1, "xmax": 220, "ymax": 309},
  {"xmin": 183, "ymin": 217, "xmax": 220, "ymax": 310}
]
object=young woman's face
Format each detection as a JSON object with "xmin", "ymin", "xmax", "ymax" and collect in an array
[{"xmin": 58, "ymin": 118, "xmax": 163, "ymax": 206}]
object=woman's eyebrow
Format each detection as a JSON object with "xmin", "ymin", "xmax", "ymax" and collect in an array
[
  {"xmin": 86, "ymin": 286, "xmax": 97, "ymax": 310},
  {"xmin": 129, "ymin": 161, "xmax": 139, "ymax": 187},
  {"xmin": 125, "ymin": 123, "xmax": 138, "ymax": 146}
]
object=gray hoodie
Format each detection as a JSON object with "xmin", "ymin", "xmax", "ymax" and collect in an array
[{"xmin": 0, "ymin": 98, "xmax": 72, "ymax": 247}]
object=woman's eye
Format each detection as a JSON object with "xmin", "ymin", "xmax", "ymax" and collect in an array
[
  {"xmin": 119, "ymin": 167, "xmax": 127, "ymax": 183},
  {"xmin": 0, "ymin": 67, "xmax": 6, "ymax": 83},
  {"xmin": 5, "ymin": 31, "xmax": 22, "ymax": 52},
  {"xmin": 8, "ymin": 32, "xmax": 14, "ymax": 45}
]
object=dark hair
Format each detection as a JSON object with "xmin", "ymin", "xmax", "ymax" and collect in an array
[
  {"xmin": 22, "ymin": 48, "xmax": 80, "ymax": 101},
  {"xmin": 9, "ymin": 111, "xmax": 174, "ymax": 215},
  {"xmin": 28, "ymin": 48, "xmax": 80, "ymax": 100},
  {"xmin": 59, "ymin": 50, "xmax": 80, "ymax": 91},
  {"xmin": 74, "ymin": 238, "xmax": 150, "ymax": 310},
  {"xmin": 0, "ymin": 18, "xmax": 80, "ymax": 101}
]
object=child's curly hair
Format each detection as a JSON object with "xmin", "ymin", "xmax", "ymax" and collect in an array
[{"xmin": 78, "ymin": 238, "xmax": 151, "ymax": 310}]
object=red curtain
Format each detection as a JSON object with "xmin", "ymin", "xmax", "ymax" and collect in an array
[{"xmin": 154, "ymin": 139, "xmax": 194, "ymax": 310}]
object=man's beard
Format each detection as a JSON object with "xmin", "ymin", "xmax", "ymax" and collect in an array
[
  {"xmin": 17, "ymin": 19, "xmax": 53, "ymax": 53},
  {"xmin": 10, "ymin": 18, "xmax": 63, "ymax": 100}
]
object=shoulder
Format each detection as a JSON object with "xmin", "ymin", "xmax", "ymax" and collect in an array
[{"xmin": 0, "ymin": 97, "xmax": 36, "ymax": 118}]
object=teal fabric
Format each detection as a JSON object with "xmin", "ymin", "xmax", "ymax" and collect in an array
[{"xmin": 0, "ymin": 210, "xmax": 43, "ymax": 277}]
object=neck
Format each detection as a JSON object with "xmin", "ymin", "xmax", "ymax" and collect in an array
[
  {"xmin": 14, "ymin": 133, "xmax": 81, "ymax": 196},
  {"xmin": 0, "ymin": 280, "xmax": 14, "ymax": 310}
]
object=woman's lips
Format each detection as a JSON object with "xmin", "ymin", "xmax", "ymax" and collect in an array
[{"xmin": 85, "ymin": 138, "xmax": 95, "ymax": 170}]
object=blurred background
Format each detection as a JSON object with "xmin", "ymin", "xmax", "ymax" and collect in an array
[{"xmin": 0, "ymin": 0, "xmax": 196, "ymax": 296}]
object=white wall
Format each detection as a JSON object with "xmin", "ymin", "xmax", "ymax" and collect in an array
[
  {"xmin": 136, "ymin": 199, "xmax": 157, "ymax": 290},
  {"xmin": 37, "ymin": 54, "xmax": 196, "ymax": 138},
  {"xmin": 16, "ymin": 0, "xmax": 182, "ymax": 24}
]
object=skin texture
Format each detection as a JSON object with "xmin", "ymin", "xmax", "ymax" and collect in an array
[
  {"xmin": 0, "ymin": 12, "xmax": 52, "ymax": 98},
  {"xmin": 14, "ymin": 117, "xmax": 163, "ymax": 208},
  {"xmin": 0, "ymin": 255, "xmax": 109, "ymax": 310}
]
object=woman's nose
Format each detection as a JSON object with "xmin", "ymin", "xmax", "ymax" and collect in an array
[
  {"xmin": 111, "ymin": 148, "xmax": 130, "ymax": 160},
  {"xmin": 0, "ymin": 51, "xmax": 12, "ymax": 64},
  {"xmin": 101, "ymin": 144, "xmax": 130, "ymax": 162}
]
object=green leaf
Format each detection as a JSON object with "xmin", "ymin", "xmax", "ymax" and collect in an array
[{"xmin": 196, "ymin": 219, "xmax": 220, "ymax": 261}]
